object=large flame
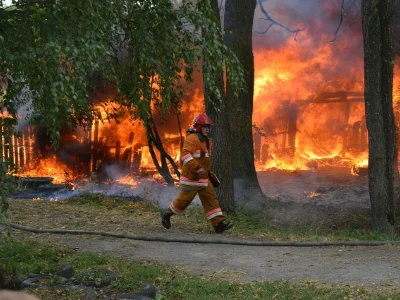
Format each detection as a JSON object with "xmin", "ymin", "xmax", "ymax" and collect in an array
[
  {"xmin": 8, "ymin": 1, "xmax": 400, "ymax": 183},
  {"xmin": 252, "ymin": 1, "xmax": 372, "ymax": 173},
  {"xmin": 19, "ymin": 155, "xmax": 76, "ymax": 183}
]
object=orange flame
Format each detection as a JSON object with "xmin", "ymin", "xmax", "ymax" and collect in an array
[
  {"xmin": 252, "ymin": 20, "xmax": 368, "ymax": 172},
  {"xmin": 17, "ymin": 155, "xmax": 76, "ymax": 183}
]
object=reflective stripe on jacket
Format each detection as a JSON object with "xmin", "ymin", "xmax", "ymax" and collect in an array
[{"xmin": 179, "ymin": 132, "xmax": 212, "ymax": 189}]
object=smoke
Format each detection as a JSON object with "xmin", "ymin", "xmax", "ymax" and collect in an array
[
  {"xmin": 16, "ymin": 99, "xmax": 33, "ymax": 130},
  {"xmin": 154, "ymin": 70, "xmax": 205, "ymax": 133},
  {"xmin": 253, "ymin": 0, "xmax": 362, "ymax": 51},
  {"xmin": 251, "ymin": 0, "xmax": 365, "ymax": 119},
  {"xmin": 47, "ymin": 177, "xmax": 202, "ymax": 209},
  {"xmin": 252, "ymin": 0, "xmax": 364, "ymax": 101}
]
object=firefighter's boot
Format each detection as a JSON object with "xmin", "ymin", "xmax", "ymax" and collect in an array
[
  {"xmin": 214, "ymin": 221, "xmax": 233, "ymax": 234},
  {"xmin": 161, "ymin": 208, "xmax": 173, "ymax": 229}
]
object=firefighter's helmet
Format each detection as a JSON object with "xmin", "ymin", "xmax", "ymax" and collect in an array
[{"xmin": 193, "ymin": 114, "xmax": 212, "ymax": 131}]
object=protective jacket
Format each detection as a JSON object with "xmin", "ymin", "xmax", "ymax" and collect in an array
[{"xmin": 179, "ymin": 132, "xmax": 212, "ymax": 190}]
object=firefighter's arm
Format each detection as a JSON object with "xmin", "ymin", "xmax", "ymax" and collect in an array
[{"xmin": 180, "ymin": 135, "xmax": 202, "ymax": 172}]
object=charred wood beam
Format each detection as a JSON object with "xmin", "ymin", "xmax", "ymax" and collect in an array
[
  {"xmin": 0, "ymin": 119, "xmax": 3, "ymax": 165},
  {"xmin": 127, "ymin": 132, "xmax": 134, "ymax": 163},
  {"xmin": 128, "ymin": 132, "xmax": 134, "ymax": 144},
  {"xmin": 91, "ymin": 118, "xmax": 100, "ymax": 172},
  {"xmin": 297, "ymin": 98, "xmax": 364, "ymax": 105},
  {"xmin": 115, "ymin": 140, "xmax": 121, "ymax": 160},
  {"xmin": 131, "ymin": 144, "xmax": 142, "ymax": 174},
  {"xmin": 8, "ymin": 133, "xmax": 14, "ymax": 169},
  {"xmin": 287, "ymin": 102, "xmax": 298, "ymax": 150},
  {"xmin": 13, "ymin": 135, "xmax": 18, "ymax": 170},
  {"xmin": 19, "ymin": 145, "xmax": 24, "ymax": 169},
  {"xmin": 25, "ymin": 127, "xmax": 31, "ymax": 168},
  {"xmin": 253, "ymin": 130, "xmax": 261, "ymax": 161}
]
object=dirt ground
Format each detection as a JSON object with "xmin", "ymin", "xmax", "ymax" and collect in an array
[
  {"xmin": 14, "ymin": 230, "xmax": 400, "ymax": 292},
  {"xmin": 6, "ymin": 167, "xmax": 400, "ymax": 295}
]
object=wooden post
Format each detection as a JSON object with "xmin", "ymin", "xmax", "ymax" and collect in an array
[
  {"xmin": 8, "ymin": 132, "xmax": 13, "ymax": 169},
  {"xmin": 128, "ymin": 132, "xmax": 134, "ymax": 144},
  {"xmin": 19, "ymin": 145, "xmax": 24, "ymax": 169},
  {"xmin": 127, "ymin": 132, "xmax": 134, "ymax": 167},
  {"xmin": 261, "ymin": 143, "xmax": 269, "ymax": 164},
  {"xmin": 253, "ymin": 131, "xmax": 261, "ymax": 161},
  {"xmin": 82, "ymin": 128, "xmax": 90, "ymax": 174},
  {"xmin": 91, "ymin": 118, "xmax": 100, "ymax": 172},
  {"xmin": 281, "ymin": 133, "xmax": 287, "ymax": 149},
  {"xmin": 25, "ymin": 127, "xmax": 31, "ymax": 169},
  {"xmin": 0, "ymin": 118, "xmax": 3, "ymax": 165},
  {"xmin": 3, "ymin": 127, "xmax": 8, "ymax": 164},
  {"xmin": 341, "ymin": 98, "xmax": 351, "ymax": 157},
  {"xmin": 287, "ymin": 102, "xmax": 298, "ymax": 151},
  {"xmin": 115, "ymin": 140, "xmax": 121, "ymax": 160},
  {"xmin": 13, "ymin": 135, "xmax": 19, "ymax": 171},
  {"xmin": 132, "ymin": 144, "xmax": 142, "ymax": 174},
  {"xmin": 18, "ymin": 135, "xmax": 24, "ymax": 169}
]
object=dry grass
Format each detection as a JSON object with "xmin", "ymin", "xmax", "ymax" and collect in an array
[
  {"xmin": 9, "ymin": 199, "xmax": 156, "ymax": 235},
  {"xmin": 6, "ymin": 195, "xmax": 399, "ymax": 242},
  {"xmin": 7, "ymin": 197, "xmax": 217, "ymax": 238}
]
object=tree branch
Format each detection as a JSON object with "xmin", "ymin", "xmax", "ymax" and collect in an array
[
  {"xmin": 329, "ymin": 0, "xmax": 345, "ymax": 42},
  {"xmin": 257, "ymin": 0, "xmax": 303, "ymax": 40},
  {"xmin": 218, "ymin": 0, "xmax": 225, "ymax": 17}
]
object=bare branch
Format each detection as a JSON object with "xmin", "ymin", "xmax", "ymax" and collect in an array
[
  {"xmin": 256, "ymin": 23, "xmax": 273, "ymax": 34},
  {"xmin": 257, "ymin": 0, "xmax": 303, "ymax": 40},
  {"xmin": 329, "ymin": 0, "xmax": 345, "ymax": 42},
  {"xmin": 219, "ymin": 0, "xmax": 224, "ymax": 13},
  {"xmin": 218, "ymin": 0, "xmax": 225, "ymax": 26}
]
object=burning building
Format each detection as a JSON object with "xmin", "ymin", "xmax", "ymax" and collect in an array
[
  {"xmin": 1, "ymin": 0, "xmax": 400, "ymax": 189},
  {"xmin": 251, "ymin": 0, "xmax": 400, "ymax": 173}
]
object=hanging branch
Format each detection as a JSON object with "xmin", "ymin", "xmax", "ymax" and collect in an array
[
  {"xmin": 329, "ymin": 0, "xmax": 345, "ymax": 42},
  {"xmin": 142, "ymin": 75, "xmax": 180, "ymax": 185},
  {"xmin": 152, "ymin": 102, "xmax": 181, "ymax": 178},
  {"xmin": 146, "ymin": 119, "xmax": 175, "ymax": 186},
  {"xmin": 145, "ymin": 113, "xmax": 180, "ymax": 182},
  {"xmin": 146, "ymin": 122, "xmax": 163, "ymax": 171},
  {"xmin": 151, "ymin": 116, "xmax": 180, "ymax": 178},
  {"xmin": 218, "ymin": 0, "xmax": 225, "ymax": 20},
  {"xmin": 257, "ymin": 0, "xmax": 303, "ymax": 40},
  {"xmin": 176, "ymin": 112, "xmax": 184, "ymax": 151}
]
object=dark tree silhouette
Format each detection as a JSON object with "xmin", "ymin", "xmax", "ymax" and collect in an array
[
  {"xmin": 202, "ymin": 0, "xmax": 236, "ymax": 211},
  {"xmin": 224, "ymin": 0, "xmax": 266, "ymax": 201},
  {"xmin": 362, "ymin": 0, "xmax": 396, "ymax": 236}
]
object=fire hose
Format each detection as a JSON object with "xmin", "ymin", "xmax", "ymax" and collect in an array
[{"xmin": 7, "ymin": 223, "xmax": 400, "ymax": 247}]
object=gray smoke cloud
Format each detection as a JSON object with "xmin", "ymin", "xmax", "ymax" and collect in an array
[{"xmin": 253, "ymin": 0, "xmax": 362, "ymax": 51}]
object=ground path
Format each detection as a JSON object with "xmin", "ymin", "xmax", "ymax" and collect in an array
[
  {"xmin": 12, "ymin": 227, "xmax": 400, "ymax": 293},
  {"xmin": 6, "ymin": 170, "xmax": 400, "ymax": 295}
]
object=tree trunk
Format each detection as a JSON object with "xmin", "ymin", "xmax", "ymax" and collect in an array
[
  {"xmin": 203, "ymin": 0, "xmax": 235, "ymax": 211},
  {"xmin": 224, "ymin": 0, "xmax": 265, "ymax": 201},
  {"xmin": 362, "ymin": 0, "xmax": 396, "ymax": 236},
  {"xmin": 392, "ymin": 0, "xmax": 400, "ymax": 217},
  {"xmin": 394, "ymin": 2, "xmax": 400, "ymax": 55}
]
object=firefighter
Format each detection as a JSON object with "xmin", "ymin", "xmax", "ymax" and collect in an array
[{"xmin": 161, "ymin": 113, "xmax": 233, "ymax": 233}]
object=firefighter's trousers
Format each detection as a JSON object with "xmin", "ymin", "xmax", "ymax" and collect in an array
[{"xmin": 168, "ymin": 182, "xmax": 226, "ymax": 226}]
